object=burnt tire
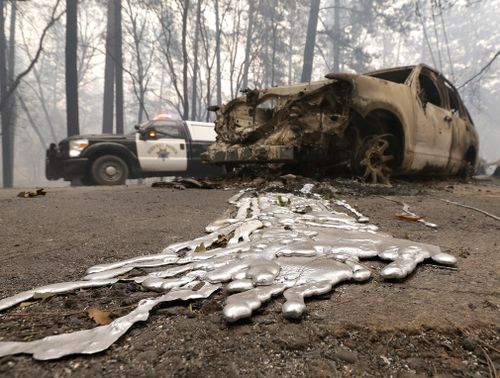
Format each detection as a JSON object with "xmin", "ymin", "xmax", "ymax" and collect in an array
[
  {"xmin": 352, "ymin": 134, "xmax": 395, "ymax": 185},
  {"xmin": 91, "ymin": 155, "xmax": 128, "ymax": 185},
  {"xmin": 460, "ymin": 161, "xmax": 475, "ymax": 181}
]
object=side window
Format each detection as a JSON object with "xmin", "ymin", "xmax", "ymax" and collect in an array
[
  {"xmin": 418, "ymin": 72, "xmax": 443, "ymax": 108},
  {"xmin": 152, "ymin": 121, "xmax": 185, "ymax": 139},
  {"xmin": 444, "ymin": 82, "xmax": 465, "ymax": 119}
]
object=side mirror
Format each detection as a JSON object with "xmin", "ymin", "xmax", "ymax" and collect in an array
[{"xmin": 134, "ymin": 124, "xmax": 140, "ymax": 130}]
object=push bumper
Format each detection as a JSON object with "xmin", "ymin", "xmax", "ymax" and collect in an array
[{"xmin": 46, "ymin": 145, "xmax": 88, "ymax": 180}]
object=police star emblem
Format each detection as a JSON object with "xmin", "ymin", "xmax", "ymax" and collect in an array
[{"xmin": 157, "ymin": 148, "xmax": 170, "ymax": 160}]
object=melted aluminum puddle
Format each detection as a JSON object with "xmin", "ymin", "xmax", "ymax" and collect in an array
[{"xmin": 0, "ymin": 186, "xmax": 457, "ymax": 360}]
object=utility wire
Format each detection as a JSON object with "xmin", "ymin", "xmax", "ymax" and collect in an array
[
  {"xmin": 437, "ymin": 0, "xmax": 455, "ymax": 81},
  {"xmin": 458, "ymin": 50, "xmax": 500, "ymax": 89},
  {"xmin": 414, "ymin": 0, "xmax": 438, "ymax": 69}
]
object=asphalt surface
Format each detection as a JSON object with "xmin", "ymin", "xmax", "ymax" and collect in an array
[{"xmin": 0, "ymin": 180, "xmax": 498, "ymax": 377}]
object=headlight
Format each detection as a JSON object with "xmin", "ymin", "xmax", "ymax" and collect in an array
[{"xmin": 69, "ymin": 139, "xmax": 89, "ymax": 157}]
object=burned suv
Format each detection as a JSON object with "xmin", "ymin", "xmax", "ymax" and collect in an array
[{"xmin": 204, "ymin": 64, "xmax": 479, "ymax": 184}]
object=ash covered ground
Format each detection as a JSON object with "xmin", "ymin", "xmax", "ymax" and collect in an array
[{"xmin": 0, "ymin": 177, "xmax": 498, "ymax": 377}]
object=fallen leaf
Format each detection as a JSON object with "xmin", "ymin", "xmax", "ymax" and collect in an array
[
  {"xmin": 132, "ymin": 282, "xmax": 145, "ymax": 291},
  {"xmin": 194, "ymin": 243, "xmax": 206, "ymax": 253},
  {"xmin": 87, "ymin": 308, "xmax": 112, "ymax": 325},
  {"xmin": 19, "ymin": 301, "xmax": 37, "ymax": 308}
]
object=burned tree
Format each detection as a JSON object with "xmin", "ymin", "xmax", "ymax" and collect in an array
[
  {"xmin": 102, "ymin": 0, "xmax": 123, "ymax": 134},
  {"xmin": 65, "ymin": 0, "xmax": 80, "ymax": 136},
  {"xmin": 102, "ymin": 0, "xmax": 115, "ymax": 133},
  {"xmin": 0, "ymin": 0, "xmax": 62, "ymax": 187},
  {"xmin": 301, "ymin": 0, "xmax": 320, "ymax": 82}
]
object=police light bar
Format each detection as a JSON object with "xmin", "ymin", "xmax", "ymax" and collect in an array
[{"xmin": 153, "ymin": 113, "xmax": 170, "ymax": 120}]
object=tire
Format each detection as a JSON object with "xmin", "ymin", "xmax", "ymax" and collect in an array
[
  {"xmin": 460, "ymin": 161, "xmax": 475, "ymax": 181},
  {"xmin": 91, "ymin": 155, "xmax": 129, "ymax": 185},
  {"xmin": 351, "ymin": 134, "xmax": 395, "ymax": 185}
]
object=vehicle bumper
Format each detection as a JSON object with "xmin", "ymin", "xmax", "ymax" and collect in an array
[
  {"xmin": 46, "ymin": 147, "xmax": 88, "ymax": 181},
  {"xmin": 207, "ymin": 145, "xmax": 295, "ymax": 163}
]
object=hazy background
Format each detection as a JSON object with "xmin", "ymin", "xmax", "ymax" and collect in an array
[{"xmin": 1, "ymin": 0, "xmax": 499, "ymax": 187}]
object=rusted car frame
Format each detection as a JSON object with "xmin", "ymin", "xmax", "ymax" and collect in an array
[{"xmin": 204, "ymin": 64, "xmax": 479, "ymax": 184}]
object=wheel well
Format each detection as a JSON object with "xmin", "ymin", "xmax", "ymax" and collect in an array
[
  {"xmin": 85, "ymin": 147, "xmax": 139, "ymax": 177},
  {"xmin": 348, "ymin": 109, "xmax": 405, "ymax": 167}
]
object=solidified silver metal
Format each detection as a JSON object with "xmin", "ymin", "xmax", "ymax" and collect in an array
[
  {"xmin": 299, "ymin": 183, "xmax": 315, "ymax": 194},
  {"xmin": 227, "ymin": 279, "xmax": 254, "ymax": 293},
  {"xmin": 0, "ymin": 279, "xmax": 118, "ymax": 312},
  {"xmin": 83, "ymin": 267, "xmax": 134, "ymax": 281},
  {"xmin": 229, "ymin": 220, "xmax": 263, "ymax": 245},
  {"xmin": 282, "ymin": 281, "xmax": 334, "ymax": 319},
  {"xmin": 334, "ymin": 199, "xmax": 370, "ymax": 223},
  {"xmin": 0, "ymin": 186, "xmax": 457, "ymax": 359},
  {"xmin": 223, "ymin": 284, "xmax": 287, "ymax": 321},
  {"xmin": 0, "ymin": 283, "xmax": 220, "ymax": 360}
]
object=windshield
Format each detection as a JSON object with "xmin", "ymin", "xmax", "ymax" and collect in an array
[{"xmin": 366, "ymin": 68, "xmax": 413, "ymax": 84}]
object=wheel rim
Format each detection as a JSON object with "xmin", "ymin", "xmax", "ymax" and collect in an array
[
  {"xmin": 100, "ymin": 163, "xmax": 122, "ymax": 182},
  {"xmin": 359, "ymin": 137, "xmax": 394, "ymax": 185}
]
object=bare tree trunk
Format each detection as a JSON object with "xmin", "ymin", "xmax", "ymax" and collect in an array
[
  {"xmin": 158, "ymin": 68, "xmax": 165, "ymax": 113},
  {"xmin": 17, "ymin": 94, "xmax": 46, "ymax": 149},
  {"xmin": 7, "ymin": 0, "xmax": 15, "ymax": 152},
  {"xmin": 65, "ymin": 0, "xmax": 79, "ymax": 136},
  {"xmin": 228, "ymin": 3, "xmax": 242, "ymax": 98},
  {"xmin": 114, "ymin": 0, "xmax": 123, "ymax": 134},
  {"xmin": 270, "ymin": 11, "xmax": 277, "ymax": 86},
  {"xmin": 215, "ymin": 0, "xmax": 221, "ymax": 105},
  {"xmin": 125, "ymin": 0, "xmax": 150, "ymax": 123},
  {"xmin": 287, "ymin": 2, "xmax": 296, "ymax": 86},
  {"xmin": 191, "ymin": 0, "xmax": 202, "ymax": 121},
  {"xmin": 301, "ymin": 0, "xmax": 320, "ymax": 82},
  {"xmin": 0, "ymin": 0, "xmax": 13, "ymax": 187},
  {"xmin": 200, "ymin": 13, "xmax": 214, "ymax": 121},
  {"xmin": 181, "ymin": 0, "xmax": 189, "ymax": 120},
  {"xmin": 102, "ymin": 0, "xmax": 115, "ymax": 133},
  {"xmin": 333, "ymin": 0, "xmax": 340, "ymax": 72},
  {"xmin": 0, "ymin": 0, "xmax": 62, "ymax": 113},
  {"xmin": 242, "ymin": 0, "xmax": 254, "ymax": 89},
  {"xmin": 437, "ymin": 0, "xmax": 454, "ymax": 80},
  {"xmin": 430, "ymin": 0, "xmax": 443, "ymax": 70},
  {"xmin": 205, "ymin": 69, "xmax": 211, "ymax": 121}
]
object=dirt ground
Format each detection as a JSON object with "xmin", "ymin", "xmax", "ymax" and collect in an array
[{"xmin": 0, "ymin": 178, "xmax": 498, "ymax": 377}]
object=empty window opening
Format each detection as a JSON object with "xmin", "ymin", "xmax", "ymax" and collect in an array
[
  {"xmin": 367, "ymin": 68, "xmax": 412, "ymax": 84},
  {"xmin": 418, "ymin": 74, "xmax": 442, "ymax": 108}
]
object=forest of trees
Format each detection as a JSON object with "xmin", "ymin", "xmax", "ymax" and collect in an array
[{"xmin": 0, "ymin": 0, "xmax": 499, "ymax": 187}]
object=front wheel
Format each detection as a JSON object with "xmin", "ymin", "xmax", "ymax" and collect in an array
[
  {"xmin": 352, "ymin": 134, "xmax": 395, "ymax": 185},
  {"xmin": 91, "ymin": 155, "xmax": 129, "ymax": 185}
]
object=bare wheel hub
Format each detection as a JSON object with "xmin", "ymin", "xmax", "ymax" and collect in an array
[{"xmin": 360, "ymin": 137, "xmax": 394, "ymax": 185}]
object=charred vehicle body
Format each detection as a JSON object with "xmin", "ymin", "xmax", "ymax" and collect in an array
[
  {"xmin": 46, "ymin": 117, "xmax": 223, "ymax": 185},
  {"xmin": 204, "ymin": 64, "xmax": 479, "ymax": 183}
]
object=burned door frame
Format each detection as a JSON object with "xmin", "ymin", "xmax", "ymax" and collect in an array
[
  {"xmin": 442, "ymin": 80, "xmax": 475, "ymax": 174},
  {"xmin": 409, "ymin": 66, "xmax": 454, "ymax": 171}
]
